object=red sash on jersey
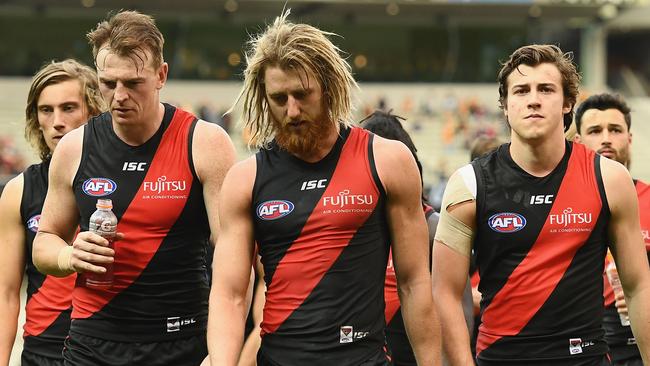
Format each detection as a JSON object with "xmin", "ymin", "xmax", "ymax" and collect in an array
[
  {"xmin": 72, "ymin": 109, "xmax": 195, "ymax": 318},
  {"xmin": 477, "ymin": 143, "xmax": 602, "ymax": 356},
  {"xmin": 261, "ymin": 128, "xmax": 380, "ymax": 334},
  {"xmin": 24, "ymin": 273, "xmax": 76, "ymax": 336}
]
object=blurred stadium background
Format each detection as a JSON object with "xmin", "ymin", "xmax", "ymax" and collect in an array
[{"xmin": 1, "ymin": 0, "xmax": 650, "ymax": 363}]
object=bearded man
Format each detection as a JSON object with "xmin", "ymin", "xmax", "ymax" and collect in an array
[{"xmin": 207, "ymin": 11, "xmax": 439, "ymax": 366}]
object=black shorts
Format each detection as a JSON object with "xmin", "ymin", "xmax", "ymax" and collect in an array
[
  {"xmin": 63, "ymin": 332, "xmax": 207, "ymax": 366},
  {"xmin": 477, "ymin": 355, "xmax": 611, "ymax": 366},
  {"xmin": 256, "ymin": 347, "xmax": 393, "ymax": 366},
  {"xmin": 611, "ymin": 357, "xmax": 643, "ymax": 366},
  {"xmin": 22, "ymin": 349, "xmax": 64, "ymax": 366}
]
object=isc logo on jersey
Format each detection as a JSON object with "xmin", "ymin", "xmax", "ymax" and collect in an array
[
  {"xmin": 27, "ymin": 214, "xmax": 41, "ymax": 233},
  {"xmin": 257, "ymin": 200, "xmax": 294, "ymax": 220},
  {"xmin": 82, "ymin": 178, "xmax": 117, "ymax": 197},
  {"xmin": 488, "ymin": 212, "xmax": 526, "ymax": 233}
]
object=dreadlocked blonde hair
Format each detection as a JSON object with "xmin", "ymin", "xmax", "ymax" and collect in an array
[{"xmin": 235, "ymin": 10, "xmax": 358, "ymax": 148}]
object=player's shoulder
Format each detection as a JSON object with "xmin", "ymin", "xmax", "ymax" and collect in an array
[
  {"xmin": 55, "ymin": 125, "xmax": 84, "ymax": 157},
  {"xmin": 0, "ymin": 172, "xmax": 24, "ymax": 214},
  {"xmin": 227, "ymin": 156, "xmax": 256, "ymax": 180},
  {"xmin": 371, "ymin": 133, "xmax": 410, "ymax": 155},
  {"xmin": 600, "ymin": 156, "xmax": 631, "ymax": 183},
  {"xmin": 371, "ymin": 134, "xmax": 414, "ymax": 172},
  {"xmin": 448, "ymin": 164, "xmax": 476, "ymax": 190},
  {"xmin": 220, "ymin": 156, "xmax": 256, "ymax": 203},
  {"xmin": 48, "ymin": 126, "xmax": 84, "ymax": 184},
  {"xmin": 193, "ymin": 119, "xmax": 235, "ymax": 149},
  {"xmin": 191, "ymin": 119, "xmax": 237, "ymax": 180},
  {"xmin": 599, "ymin": 157, "xmax": 638, "ymax": 213},
  {"xmin": 1, "ymin": 172, "xmax": 24, "ymax": 199}
]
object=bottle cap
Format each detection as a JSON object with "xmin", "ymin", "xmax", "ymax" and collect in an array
[{"xmin": 96, "ymin": 198, "xmax": 113, "ymax": 209}]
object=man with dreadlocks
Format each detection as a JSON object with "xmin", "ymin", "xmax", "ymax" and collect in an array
[{"xmin": 208, "ymin": 11, "xmax": 439, "ymax": 366}]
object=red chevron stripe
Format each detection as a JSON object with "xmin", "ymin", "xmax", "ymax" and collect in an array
[
  {"xmin": 384, "ymin": 249, "xmax": 400, "ymax": 324},
  {"xmin": 24, "ymin": 273, "xmax": 76, "ymax": 336},
  {"xmin": 72, "ymin": 109, "xmax": 195, "ymax": 318},
  {"xmin": 477, "ymin": 144, "xmax": 600, "ymax": 355},
  {"xmin": 261, "ymin": 128, "xmax": 379, "ymax": 334}
]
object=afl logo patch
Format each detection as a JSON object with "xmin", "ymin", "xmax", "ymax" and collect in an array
[
  {"xmin": 82, "ymin": 178, "xmax": 117, "ymax": 197},
  {"xmin": 256, "ymin": 200, "xmax": 294, "ymax": 220},
  {"xmin": 27, "ymin": 214, "xmax": 41, "ymax": 233},
  {"xmin": 488, "ymin": 212, "xmax": 526, "ymax": 233}
]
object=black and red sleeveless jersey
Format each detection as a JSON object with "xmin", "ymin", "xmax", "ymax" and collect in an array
[
  {"xmin": 602, "ymin": 179, "xmax": 650, "ymax": 362},
  {"xmin": 253, "ymin": 126, "xmax": 389, "ymax": 365},
  {"xmin": 472, "ymin": 141, "xmax": 610, "ymax": 363},
  {"xmin": 20, "ymin": 160, "xmax": 75, "ymax": 359},
  {"xmin": 70, "ymin": 103, "xmax": 210, "ymax": 342}
]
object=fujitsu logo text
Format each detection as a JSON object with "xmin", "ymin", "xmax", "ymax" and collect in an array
[
  {"xmin": 143, "ymin": 176, "xmax": 187, "ymax": 194},
  {"xmin": 549, "ymin": 207, "xmax": 592, "ymax": 227},
  {"xmin": 323, "ymin": 189, "xmax": 374, "ymax": 208}
]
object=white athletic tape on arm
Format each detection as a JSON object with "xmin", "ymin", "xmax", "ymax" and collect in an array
[
  {"xmin": 434, "ymin": 164, "xmax": 477, "ymax": 257},
  {"xmin": 57, "ymin": 245, "xmax": 74, "ymax": 272}
]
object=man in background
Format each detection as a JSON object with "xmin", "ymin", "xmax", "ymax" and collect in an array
[
  {"xmin": 574, "ymin": 92, "xmax": 650, "ymax": 366},
  {"xmin": 0, "ymin": 59, "xmax": 104, "ymax": 366}
]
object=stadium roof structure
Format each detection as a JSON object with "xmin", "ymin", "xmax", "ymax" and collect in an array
[{"xmin": 1, "ymin": 0, "xmax": 646, "ymax": 28}]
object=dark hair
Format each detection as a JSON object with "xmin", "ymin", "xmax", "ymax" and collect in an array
[
  {"xmin": 574, "ymin": 93, "xmax": 631, "ymax": 134},
  {"xmin": 360, "ymin": 110, "xmax": 424, "ymax": 190},
  {"xmin": 498, "ymin": 44, "xmax": 580, "ymax": 132},
  {"xmin": 470, "ymin": 135, "xmax": 502, "ymax": 162}
]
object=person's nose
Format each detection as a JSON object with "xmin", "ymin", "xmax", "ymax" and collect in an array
[
  {"xmin": 287, "ymin": 95, "xmax": 300, "ymax": 120},
  {"xmin": 52, "ymin": 109, "xmax": 67, "ymax": 130},
  {"xmin": 114, "ymin": 83, "xmax": 129, "ymax": 104},
  {"xmin": 601, "ymin": 129, "xmax": 612, "ymax": 145},
  {"xmin": 527, "ymin": 90, "xmax": 541, "ymax": 109}
]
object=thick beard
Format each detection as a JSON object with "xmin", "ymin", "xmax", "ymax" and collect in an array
[{"xmin": 274, "ymin": 118, "xmax": 333, "ymax": 156}]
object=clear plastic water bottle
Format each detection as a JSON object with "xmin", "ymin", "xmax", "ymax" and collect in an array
[
  {"xmin": 86, "ymin": 199, "xmax": 117, "ymax": 289},
  {"xmin": 605, "ymin": 261, "xmax": 630, "ymax": 326}
]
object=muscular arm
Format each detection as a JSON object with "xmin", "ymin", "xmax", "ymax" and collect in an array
[
  {"xmin": 603, "ymin": 159, "xmax": 650, "ymax": 363},
  {"xmin": 431, "ymin": 170, "xmax": 477, "ymax": 365},
  {"xmin": 194, "ymin": 121, "xmax": 238, "ymax": 365},
  {"xmin": 428, "ymin": 211, "xmax": 475, "ymax": 348},
  {"xmin": 33, "ymin": 128, "xmax": 114, "ymax": 277},
  {"xmin": 33, "ymin": 130, "xmax": 83, "ymax": 276},
  {"xmin": 238, "ymin": 256, "xmax": 265, "ymax": 366},
  {"xmin": 192, "ymin": 120, "xmax": 237, "ymax": 247},
  {"xmin": 208, "ymin": 159, "xmax": 257, "ymax": 366},
  {"xmin": 375, "ymin": 137, "xmax": 440, "ymax": 365},
  {"xmin": 0, "ymin": 175, "xmax": 26, "ymax": 365}
]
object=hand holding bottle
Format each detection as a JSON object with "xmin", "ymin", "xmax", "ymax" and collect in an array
[{"xmin": 605, "ymin": 261, "xmax": 630, "ymax": 326}]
